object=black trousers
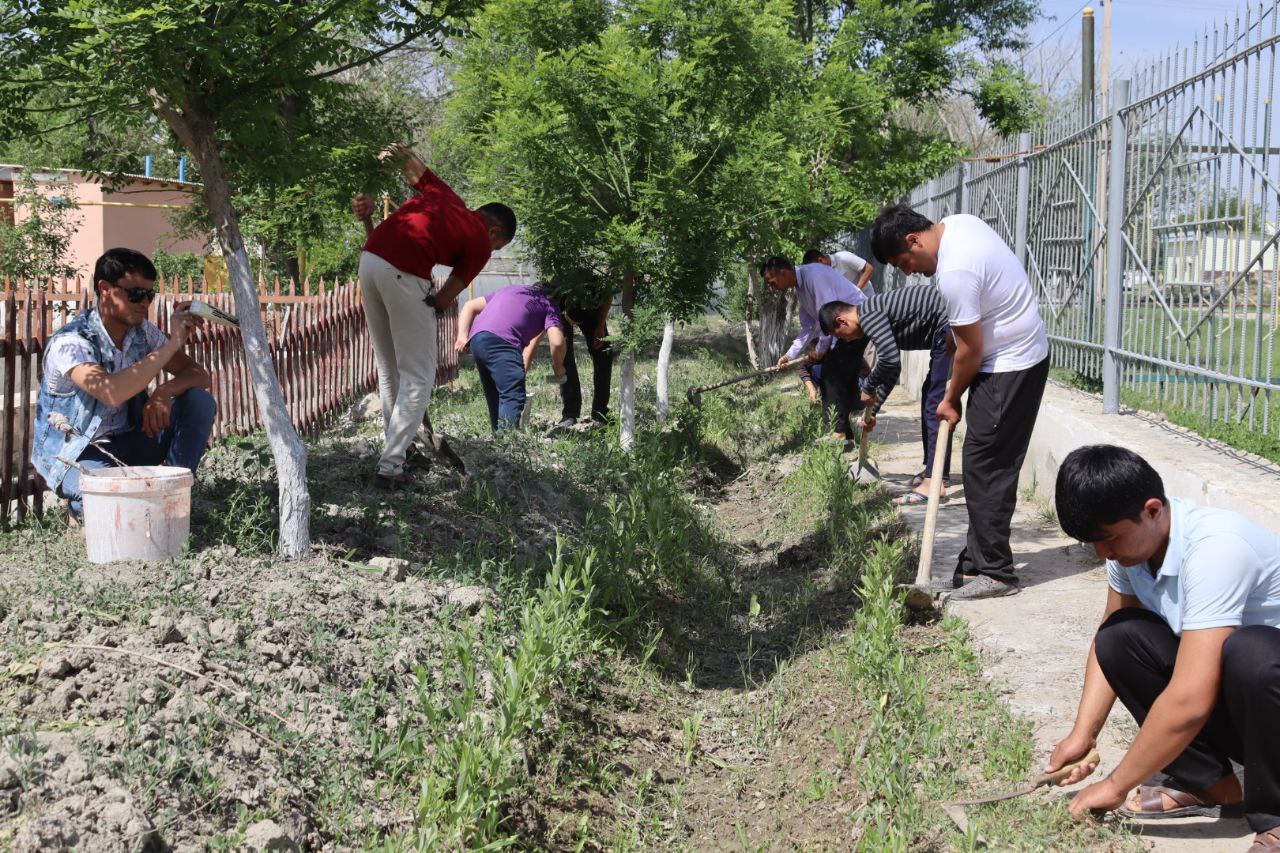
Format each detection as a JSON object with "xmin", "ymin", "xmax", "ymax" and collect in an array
[
  {"xmin": 559, "ymin": 308, "xmax": 614, "ymax": 422},
  {"xmin": 920, "ymin": 327, "xmax": 954, "ymax": 479},
  {"xmin": 953, "ymin": 356, "xmax": 1048, "ymax": 583},
  {"xmin": 1095, "ymin": 608, "xmax": 1280, "ymax": 833},
  {"xmin": 821, "ymin": 340, "xmax": 867, "ymax": 438}
]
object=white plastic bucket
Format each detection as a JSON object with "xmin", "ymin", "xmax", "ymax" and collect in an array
[{"xmin": 80, "ymin": 466, "xmax": 194, "ymax": 564}]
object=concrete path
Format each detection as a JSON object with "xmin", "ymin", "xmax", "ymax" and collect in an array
[{"xmin": 868, "ymin": 400, "xmax": 1254, "ymax": 851}]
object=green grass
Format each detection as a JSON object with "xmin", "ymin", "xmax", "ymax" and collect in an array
[
  {"xmin": 787, "ymin": 426, "xmax": 1138, "ymax": 851},
  {"xmin": 2, "ymin": 319, "xmax": 1143, "ymax": 849},
  {"xmin": 1051, "ymin": 362, "xmax": 1280, "ymax": 466}
]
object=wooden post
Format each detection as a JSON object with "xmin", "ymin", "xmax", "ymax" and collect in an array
[
  {"xmin": 16, "ymin": 295, "xmax": 34, "ymax": 519},
  {"xmin": 32, "ymin": 291, "xmax": 47, "ymax": 515},
  {"xmin": 2, "ymin": 293, "xmax": 17, "ymax": 519}
]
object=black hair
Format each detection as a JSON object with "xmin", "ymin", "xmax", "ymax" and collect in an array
[
  {"xmin": 869, "ymin": 204, "xmax": 934, "ymax": 263},
  {"xmin": 94, "ymin": 248, "xmax": 157, "ymax": 295},
  {"xmin": 818, "ymin": 300, "xmax": 856, "ymax": 336},
  {"xmin": 477, "ymin": 202, "xmax": 517, "ymax": 241},
  {"xmin": 1055, "ymin": 444, "xmax": 1168, "ymax": 542},
  {"xmin": 759, "ymin": 255, "xmax": 794, "ymax": 277},
  {"xmin": 801, "ymin": 248, "xmax": 827, "ymax": 265}
]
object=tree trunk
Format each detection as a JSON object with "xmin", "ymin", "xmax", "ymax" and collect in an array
[
  {"xmin": 656, "ymin": 318, "xmax": 674, "ymax": 422},
  {"xmin": 751, "ymin": 264, "xmax": 790, "ymax": 365},
  {"xmin": 619, "ymin": 268, "xmax": 637, "ymax": 451},
  {"xmin": 743, "ymin": 267, "xmax": 760, "ymax": 370},
  {"xmin": 159, "ymin": 101, "xmax": 312, "ymax": 556}
]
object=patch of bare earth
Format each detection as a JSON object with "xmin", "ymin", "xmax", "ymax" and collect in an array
[{"xmin": 543, "ymin": 451, "xmax": 967, "ymax": 850}]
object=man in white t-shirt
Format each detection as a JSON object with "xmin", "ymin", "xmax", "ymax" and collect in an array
[
  {"xmin": 1044, "ymin": 445, "xmax": 1280, "ymax": 850},
  {"xmin": 871, "ymin": 204, "xmax": 1050, "ymax": 599},
  {"xmin": 803, "ymin": 248, "xmax": 877, "ymax": 298}
]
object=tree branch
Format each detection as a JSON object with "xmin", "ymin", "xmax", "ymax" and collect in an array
[{"xmin": 309, "ymin": 27, "xmax": 448, "ymax": 82}]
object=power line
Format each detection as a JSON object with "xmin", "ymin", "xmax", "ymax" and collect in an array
[{"xmin": 1023, "ymin": 2, "xmax": 1091, "ymax": 58}]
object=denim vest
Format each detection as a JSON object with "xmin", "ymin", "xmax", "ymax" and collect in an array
[{"xmin": 32, "ymin": 309, "xmax": 153, "ymax": 491}]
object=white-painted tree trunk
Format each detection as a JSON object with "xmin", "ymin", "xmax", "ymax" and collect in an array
[
  {"xmin": 747, "ymin": 263, "xmax": 790, "ymax": 365},
  {"xmin": 743, "ymin": 265, "xmax": 760, "ymax": 370},
  {"xmin": 655, "ymin": 319, "xmax": 674, "ymax": 422},
  {"xmin": 619, "ymin": 270, "xmax": 637, "ymax": 451},
  {"xmin": 159, "ymin": 102, "xmax": 312, "ymax": 556}
]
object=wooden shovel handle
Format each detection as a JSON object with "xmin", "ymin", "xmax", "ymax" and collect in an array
[
  {"xmin": 1033, "ymin": 747, "xmax": 1102, "ymax": 787},
  {"xmin": 914, "ymin": 419, "xmax": 952, "ymax": 588}
]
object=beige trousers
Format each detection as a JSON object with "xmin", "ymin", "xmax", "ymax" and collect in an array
[{"xmin": 358, "ymin": 251, "xmax": 438, "ymax": 476}]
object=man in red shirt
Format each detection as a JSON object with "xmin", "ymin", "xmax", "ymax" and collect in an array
[{"xmin": 352, "ymin": 143, "xmax": 516, "ymax": 488}]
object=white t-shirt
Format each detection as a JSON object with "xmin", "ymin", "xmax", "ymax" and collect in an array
[
  {"xmin": 935, "ymin": 214, "xmax": 1048, "ymax": 372},
  {"xmin": 830, "ymin": 250, "xmax": 875, "ymax": 298},
  {"xmin": 1108, "ymin": 497, "xmax": 1280, "ymax": 634},
  {"xmin": 43, "ymin": 315, "xmax": 169, "ymax": 439}
]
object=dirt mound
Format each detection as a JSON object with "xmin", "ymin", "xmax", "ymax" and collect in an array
[{"xmin": 0, "ymin": 420, "xmax": 591, "ymax": 849}]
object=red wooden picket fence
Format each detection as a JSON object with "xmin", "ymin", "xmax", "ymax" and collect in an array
[{"xmin": 1, "ymin": 275, "xmax": 459, "ymax": 520}]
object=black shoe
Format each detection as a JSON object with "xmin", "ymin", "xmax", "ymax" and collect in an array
[
  {"xmin": 555, "ymin": 417, "xmax": 578, "ymax": 429},
  {"xmin": 376, "ymin": 471, "xmax": 415, "ymax": 491},
  {"xmin": 948, "ymin": 575, "xmax": 1019, "ymax": 600}
]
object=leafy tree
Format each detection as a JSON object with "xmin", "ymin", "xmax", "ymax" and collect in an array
[
  {"xmin": 0, "ymin": 172, "xmax": 82, "ymax": 282},
  {"xmin": 451, "ymin": 0, "xmax": 800, "ymax": 444},
  {"xmin": 151, "ymin": 248, "xmax": 206, "ymax": 287},
  {"xmin": 451, "ymin": 0, "xmax": 1039, "ymax": 404},
  {"xmin": 0, "ymin": 0, "xmax": 479, "ymax": 554}
]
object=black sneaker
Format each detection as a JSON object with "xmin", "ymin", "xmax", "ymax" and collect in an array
[{"xmin": 948, "ymin": 575, "xmax": 1019, "ymax": 600}]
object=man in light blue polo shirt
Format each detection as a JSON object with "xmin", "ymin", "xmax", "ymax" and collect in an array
[
  {"xmin": 1040, "ymin": 445, "xmax": 1280, "ymax": 851},
  {"xmin": 760, "ymin": 255, "xmax": 867, "ymax": 443}
]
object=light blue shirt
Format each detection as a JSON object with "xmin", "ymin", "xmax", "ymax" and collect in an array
[
  {"xmin": 1107, "ymin": 497, "xmax": 1280, "ymax": 634},
  {"xmin": 785, "ymin": 263, "xmax": 867, "ymax": 360}
]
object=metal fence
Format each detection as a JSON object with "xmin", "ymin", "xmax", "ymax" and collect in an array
[{"xmin": 886, "ymin": 0, "xmax": 1280, "ymax": 443}]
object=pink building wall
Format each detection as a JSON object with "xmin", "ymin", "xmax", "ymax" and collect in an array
[{"xmin": 3, "ymin": 167, "xmax": 206, "ymax": 280}]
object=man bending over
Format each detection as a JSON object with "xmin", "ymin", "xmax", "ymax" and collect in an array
[
  {"xmin": 819, "ymin": 284, "xmax": 953, "ymax": 505},
  {"xmin": 761, "ymin": 255, "xmax": 867, "ymax": 444},
  {"xmin": 455, "ymin": 285, "xmax": 568, "ymax": 430}
]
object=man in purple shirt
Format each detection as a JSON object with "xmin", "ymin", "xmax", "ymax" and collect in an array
[
  {"xmin": 761, "ymin": 256, "xmax": 868, "ymax": 442},
  {"xmin": 455, "ymin": 285, "xmax": 568, "ymax": 430}
]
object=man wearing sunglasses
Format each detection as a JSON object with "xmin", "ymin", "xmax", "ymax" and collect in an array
[{"xmin": 33, "ymin": 248, "xmax": 216, "ymax": 523}]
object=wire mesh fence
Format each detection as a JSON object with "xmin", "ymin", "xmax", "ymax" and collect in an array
[{"xmin": 883, "ymin": 0, "xmax": 1280, "ymax": 452}]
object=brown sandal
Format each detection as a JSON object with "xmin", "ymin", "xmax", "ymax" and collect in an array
[
  {"xmin": 1250, "ymin": 828, "xmax": 1280, "ymax": 852},
  {"xmin": 1118, "ymin": 784, "xmax": 1243, "ymax": 820}
]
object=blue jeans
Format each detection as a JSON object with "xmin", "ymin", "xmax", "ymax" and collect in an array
[
  {"xmin": 470, "ymin": 331, "xmax": 527, "ymax": 430},
  {"xmin": 58, "ymin": 388, "xmax": 217, "ymax": 518}
]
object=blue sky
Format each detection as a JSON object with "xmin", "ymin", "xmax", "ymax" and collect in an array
[{"xmin": 1028, "ymin": 0, "xmax": 1264, "ymax": 80}]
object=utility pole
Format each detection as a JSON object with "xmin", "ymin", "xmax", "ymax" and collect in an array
[
  {"xmin": 1082, "ymin": 7, "xmax": 1096, "ymax": 123},
  {"xmin": 1082, "ymin": 7, "xmax": 1098, "ymax": 339},
  {"xmin": 1100, "ymin": 0, "xmax": 1113, "ymax": 113}
]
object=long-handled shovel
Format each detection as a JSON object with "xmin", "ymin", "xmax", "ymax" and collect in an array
[
  {"xmin": 414, "ymin": 410, "xmax": 468, "ymax": 476},
  {"xmin": 686, "ymin": 359, "xmax": 799, "ymax": 408},
  {"xmin": 899, "ymin": 419, "xmax": 952, "ymax": 611}
]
